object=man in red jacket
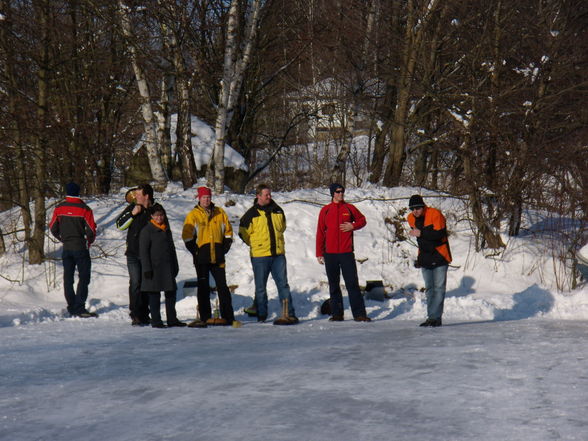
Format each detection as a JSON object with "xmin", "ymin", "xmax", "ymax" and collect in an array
[
  {"xmin": 316, "ymin": 183, "xmax": 371, "ymax": 322},
  {"xmin": 49, "ymin": 182, "xmax": 97, "ymax": 318}
]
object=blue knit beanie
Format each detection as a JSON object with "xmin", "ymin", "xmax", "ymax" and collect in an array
[{"xmin": 66, "ymin": 182, "xmax": 80, "ymax": 197}]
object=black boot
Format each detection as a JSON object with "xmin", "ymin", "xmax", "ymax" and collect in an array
[{"xmin": 420, "ymin": 318, "xmax": 442, "ymax": 327}]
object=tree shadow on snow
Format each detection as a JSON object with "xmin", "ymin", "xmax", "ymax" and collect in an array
[
  {"xmin": 360, "ymin": 283, "xmax": 420, "ymax": 321},
  {"xmin": 446, "ymin": 276, "xmax": 476, "ymax": 298},
  {"xmin": 370, "ymin": 277, "xmax": 477, "ymax": 322},
  {"xmin": 444, "ymin": 284, "xmax": 555, "ymax": 327},
  {"xmin": 493, "ymin": 284, "xmax": 554, "ymax": 321}
]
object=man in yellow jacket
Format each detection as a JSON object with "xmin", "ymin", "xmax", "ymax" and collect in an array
[
  {"xmin": 239, "ymin": 183, "xmax": 298, "ymax": 324},
  {"xmin": 182, "ymin": 186, "xmax": 235, "ymax": 326}
]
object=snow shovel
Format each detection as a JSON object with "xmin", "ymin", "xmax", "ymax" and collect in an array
[{"xmin": 273, "ymin": 298, "xmax": 298, "ymax": 325}]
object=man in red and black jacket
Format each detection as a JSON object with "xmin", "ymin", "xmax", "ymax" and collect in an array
[
  {"xmin": 49, "ymin": 182, "xmax": 97, "ymax": 318},
  {"xmin": 407, "ymin": 194, "xmax": 452, "ymax": 327},
  {"xmin": 316, "ymin": 183, "xmax": 371, "ymax": 322}
]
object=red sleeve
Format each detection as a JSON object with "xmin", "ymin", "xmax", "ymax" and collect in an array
[
  {"xmin": 85, "ymin": 208, "xmax": 97, "ymax": 245},
  {"xmin": 316, "ymin": 206, "xmax": 327, "ymax": 257},
  {"xmin": 349, "ymin": 204, "xmax": 366, "ymax": 230},
  {"xmin": 49, "ymin": 207, "xmax": 61, "ymax": 239}
]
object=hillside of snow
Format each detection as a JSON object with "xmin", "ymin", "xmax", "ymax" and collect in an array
[{"xmin": 1, "ymin": 184, "xmax": 586, "ymax": 327}]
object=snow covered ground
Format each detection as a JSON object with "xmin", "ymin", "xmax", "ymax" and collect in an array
[
  {"xmin": 1, "ymin": 184, "xmax": 587, "ymax": 440},
  {"xmin": 3, "ymin": 318, "xmax": 588, "ymax": 441}
]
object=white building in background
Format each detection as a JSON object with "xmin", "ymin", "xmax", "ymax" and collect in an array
[{"xmin": 287, "ymin": 77, "xmax": 385, "ymax": 141}]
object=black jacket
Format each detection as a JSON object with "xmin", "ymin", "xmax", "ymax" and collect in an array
[
  {"xmin": 49, "ymin": 197, "xmax": 97, "ymax": 251},
  {"xmin": 139, "ymin": 221, "xmax": 179, "ymax": 292},
  {"xmin": 116, "ymin": 203, "xmax": 151, "ymax": 257}
]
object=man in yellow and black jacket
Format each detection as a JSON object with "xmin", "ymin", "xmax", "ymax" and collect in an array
[
  {"xmin": 239, "ymin": 183, "xmax": 298, "ymax": 324},
  {"xmin": 182, "ymin": 186, "xmax": 235, "ymax": 325}
]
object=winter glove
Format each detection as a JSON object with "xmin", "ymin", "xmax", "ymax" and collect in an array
[
  {"xmin": 185, "ymin": 239, "xmax": 198, "ymax": 256},
  {"xmin": 222, "ymin": 237, "xmax": 233, "ymax": 254},
  {"xmin": 143, "ymin": 270, "xmax": 153, "ymax": 280}
]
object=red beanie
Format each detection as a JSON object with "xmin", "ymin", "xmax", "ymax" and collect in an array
[{"xmin": 197, "ymin": 186, "xmax": 212, "ymax": 198}]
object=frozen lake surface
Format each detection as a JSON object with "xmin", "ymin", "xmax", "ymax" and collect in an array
[{"xmin": 2, "ymin": 318, "xmax": 587, "ymax": 441}]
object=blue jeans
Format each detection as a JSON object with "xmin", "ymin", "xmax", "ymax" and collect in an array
[
  {"xmin": 127, "ymin": 255, "xmax": 150, "ymax": 322},
  {"xmin": 324, "ymin": 252, "xmax": 366, "ymax": 318},
  {"xmin": 421, "ymin": 265, "xmax": 448, "ymax": 320},
  {"xmin": 251, "ymin": 254, "xmax": 295, "ymax": 319},
  {"xmin": 62, "ymin": 249, "xmax": 91, "ymax": 315}
]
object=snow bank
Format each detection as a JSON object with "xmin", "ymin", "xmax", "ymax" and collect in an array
[{"xmin": 0, "ymin": 185, "xmax": 586, "ymax": 328}]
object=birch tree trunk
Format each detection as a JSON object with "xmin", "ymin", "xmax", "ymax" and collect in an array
[
  {"xmin": 157, "ymin": 72, "xmax": 173, "ymax": 178},
  {"xmin": 157, "ymin": 25, "xmax": 174, "ymax": 179},
  {"xmin": 118, "ymin": 1, "xmax": 167, "ymax": 188},
  {"xmin": 208, "ymin": 0, "xmax": 262, "ymax": 194}
]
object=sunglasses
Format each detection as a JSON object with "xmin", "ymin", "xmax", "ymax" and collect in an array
[{"xmin": 334, "ymin": 190, "xmax": 344, "ymax": 194}]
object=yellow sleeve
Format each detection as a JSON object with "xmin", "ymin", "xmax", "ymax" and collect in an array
[
  {"xmin": 182, "ymin": 210, "xmax": 197, "ymax": 242},
  {"xmin": 238, "ymin": 224, "xmax": 250, "ymax": 246}
]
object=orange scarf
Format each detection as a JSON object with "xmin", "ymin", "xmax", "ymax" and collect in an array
[{"xmin": 150, "ymin": 219, "xmax": 167, "ymax": 231}]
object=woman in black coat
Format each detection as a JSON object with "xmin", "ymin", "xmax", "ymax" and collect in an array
[{"xmin": 139, "ymin": 204, "xmax": 186, "ymax": 328}]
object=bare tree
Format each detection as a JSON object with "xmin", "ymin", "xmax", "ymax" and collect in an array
[
  {"xmin": 117, "ymin": 1, "xmax": 167, "ymax": 189},
  {"xmin": 330, "ymin": 0, "xmax": 380, "ymax": 184},
  {"xmin": 158, "ymin": 3, "xmax": 198, "ymax": 189},
  {"xmin": 208, "ymin": 0, "xmax": 263, "ymax": 194},
  {"xmin": 27, "ymin": 0, "xmax": 51, "ymax": 264},
  {"xmin": 0, "ymin": 0, "xmax": 34, "ymax": 256}
]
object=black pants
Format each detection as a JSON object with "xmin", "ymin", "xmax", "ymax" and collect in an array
[
  {"xmin": 126, "ymin": 254, "xmax": 150, "ymax": 322},
  {"xmin": 146, "ymin": 291, "xmax": 177, "ymax": 325},
  {"xmin": 195, "ymin": 263, "xmax": 234, "ymax": 322},
  {"xmin": 62, "ymin": 249, "xmax": 91, "ymax": 315},
  {"xmin": 324, "ymin": 252, "xmax": 366, "ymax": 319}
]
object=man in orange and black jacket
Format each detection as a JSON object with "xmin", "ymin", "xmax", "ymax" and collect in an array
[{"xmin": 407, "ymin": 195, "xmax": 452, "ymax": 327}]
